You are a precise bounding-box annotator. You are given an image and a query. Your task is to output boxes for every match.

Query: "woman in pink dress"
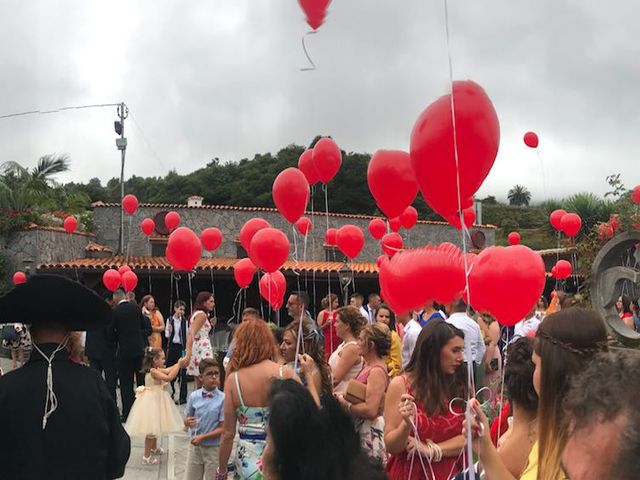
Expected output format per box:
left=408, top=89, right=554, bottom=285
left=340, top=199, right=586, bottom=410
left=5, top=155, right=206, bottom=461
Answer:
left=317, top=293, right=341, bottom=359
left=185, top=292, right=215, bottom=389
left=385, top=320, right=467, bottom=480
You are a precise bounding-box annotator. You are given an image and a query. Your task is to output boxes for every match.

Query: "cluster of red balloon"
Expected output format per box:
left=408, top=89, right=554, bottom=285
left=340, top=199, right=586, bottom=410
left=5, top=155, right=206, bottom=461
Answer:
left=551, top=259, right=572, bottom=280
left=549, top=209, right=582, bottom=237
left=297, top=137, right=342, bottom=186
left=446, top=207, right=476, bottom=230
left=102, top=265, right=138, bottom=292
left=298, top=0, right=331, bottom=30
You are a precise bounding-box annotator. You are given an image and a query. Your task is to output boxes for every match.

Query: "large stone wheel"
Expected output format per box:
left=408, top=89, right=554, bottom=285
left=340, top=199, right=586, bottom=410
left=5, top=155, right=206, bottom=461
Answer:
left=591, top=231, right=640, bottom=346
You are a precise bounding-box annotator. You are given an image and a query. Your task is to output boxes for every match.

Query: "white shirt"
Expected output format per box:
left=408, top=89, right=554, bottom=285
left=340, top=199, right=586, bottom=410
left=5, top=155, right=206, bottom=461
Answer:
left=364, top=304, right=377, bottom=323
left=446, top=312, right=486, bottom=365
left=513, top=316, right=541, bottom=341
left=358, top=306, right=369, bottom=322
left=165, top=315, right=183, bottom=344
left=401, top=320, right=422, bottom=369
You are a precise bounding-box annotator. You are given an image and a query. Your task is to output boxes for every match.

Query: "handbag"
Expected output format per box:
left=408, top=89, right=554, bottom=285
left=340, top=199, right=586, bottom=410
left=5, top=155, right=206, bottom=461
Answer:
left=344, top=379, right=366, bottom=404
left=2, top=325, right=19, bottom=343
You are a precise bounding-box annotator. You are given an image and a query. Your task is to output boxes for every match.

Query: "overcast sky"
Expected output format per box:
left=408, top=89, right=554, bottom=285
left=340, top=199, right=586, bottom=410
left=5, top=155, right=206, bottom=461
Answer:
left=1, top=0, right=638, bottom=203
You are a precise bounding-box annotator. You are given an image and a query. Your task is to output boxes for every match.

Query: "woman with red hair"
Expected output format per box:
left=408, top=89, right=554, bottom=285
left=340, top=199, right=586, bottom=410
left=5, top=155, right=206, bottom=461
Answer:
left=217, top=319, right=298, bottom=479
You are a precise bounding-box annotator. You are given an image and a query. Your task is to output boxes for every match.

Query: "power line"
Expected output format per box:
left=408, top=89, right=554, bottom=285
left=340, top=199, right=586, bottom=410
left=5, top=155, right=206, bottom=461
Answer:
left=128, top=110, right=170, bottom=172
left=0, top=102, right=121, bottom=120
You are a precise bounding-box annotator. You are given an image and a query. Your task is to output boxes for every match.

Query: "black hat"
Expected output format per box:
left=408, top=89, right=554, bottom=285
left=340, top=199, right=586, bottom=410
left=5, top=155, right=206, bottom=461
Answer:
left=0, top=274, right=111, bottom=331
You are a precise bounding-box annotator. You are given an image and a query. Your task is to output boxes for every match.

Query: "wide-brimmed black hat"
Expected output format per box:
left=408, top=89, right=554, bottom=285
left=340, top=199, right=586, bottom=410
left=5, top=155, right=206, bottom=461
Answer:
left=0, top=274, right=111, bottom=331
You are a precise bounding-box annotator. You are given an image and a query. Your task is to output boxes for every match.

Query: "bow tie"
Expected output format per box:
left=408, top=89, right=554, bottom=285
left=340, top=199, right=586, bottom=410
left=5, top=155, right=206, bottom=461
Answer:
left=202, top=391, right=214, bottom=398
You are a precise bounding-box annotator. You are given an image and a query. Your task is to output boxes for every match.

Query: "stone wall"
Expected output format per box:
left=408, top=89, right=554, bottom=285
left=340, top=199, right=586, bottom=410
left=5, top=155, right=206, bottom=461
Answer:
left=94, top=205, right=496, bottom=263
left=1, top=228, right=93, bottom=279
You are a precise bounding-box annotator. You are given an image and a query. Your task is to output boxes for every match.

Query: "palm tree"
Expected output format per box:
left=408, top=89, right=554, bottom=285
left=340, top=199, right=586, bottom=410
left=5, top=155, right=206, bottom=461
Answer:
left=562, top=192, right=614, bottom=234
left=0, top=154, right=71, bottom=211
left=507, top=185, right=532, bottom=206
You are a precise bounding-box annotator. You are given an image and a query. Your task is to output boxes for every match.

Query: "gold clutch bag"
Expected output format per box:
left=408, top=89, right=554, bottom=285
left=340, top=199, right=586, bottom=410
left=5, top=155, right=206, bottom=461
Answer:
left=344, top=379, right=366, bottom=404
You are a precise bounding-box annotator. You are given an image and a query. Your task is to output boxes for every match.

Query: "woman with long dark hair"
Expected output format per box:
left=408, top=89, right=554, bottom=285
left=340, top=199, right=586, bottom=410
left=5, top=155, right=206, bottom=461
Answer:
left=616, top=294, right=634, bottom=330
left=384, top=320, right=467, bottom=479
left=185, top=292, right=215, bottom=388
left=374, top=305, right=402, bottom=378
left=467, top=307, right=608, bottom=479
left=317, top=293, right=341, bottom=359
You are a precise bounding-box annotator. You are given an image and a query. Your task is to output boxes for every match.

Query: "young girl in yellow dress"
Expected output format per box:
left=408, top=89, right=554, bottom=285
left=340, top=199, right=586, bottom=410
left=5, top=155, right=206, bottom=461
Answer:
left=125, top=347, right=186, bottom=464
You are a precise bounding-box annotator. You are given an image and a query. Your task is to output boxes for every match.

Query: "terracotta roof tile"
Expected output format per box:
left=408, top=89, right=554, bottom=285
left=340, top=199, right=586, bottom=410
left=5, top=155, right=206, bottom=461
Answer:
left=24, top=224, right=96, bottom=238
left=90, top=201, right=497, bottom=229
left=37, top=255, right=379, bottom=275
left=85, top=242, right=113, bottom=253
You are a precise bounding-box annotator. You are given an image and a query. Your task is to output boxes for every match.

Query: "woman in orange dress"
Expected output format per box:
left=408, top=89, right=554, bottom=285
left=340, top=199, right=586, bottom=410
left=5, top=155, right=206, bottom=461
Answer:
left=140, top=295, right=165, bottom=350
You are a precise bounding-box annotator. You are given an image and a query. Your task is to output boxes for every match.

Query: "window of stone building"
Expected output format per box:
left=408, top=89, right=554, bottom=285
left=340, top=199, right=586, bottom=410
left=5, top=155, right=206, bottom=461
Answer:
left=324, top=246, right=341, bottom=262
left=236, top=242, right=248, bottom=259
left=151, top=240, right=168, bottom=257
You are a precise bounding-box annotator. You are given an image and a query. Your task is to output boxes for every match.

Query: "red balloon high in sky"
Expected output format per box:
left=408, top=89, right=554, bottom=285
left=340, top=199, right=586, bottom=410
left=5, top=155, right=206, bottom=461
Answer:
left=298, top=0, right=331, bottom=30
left=523, top=131, right=539, bottom=149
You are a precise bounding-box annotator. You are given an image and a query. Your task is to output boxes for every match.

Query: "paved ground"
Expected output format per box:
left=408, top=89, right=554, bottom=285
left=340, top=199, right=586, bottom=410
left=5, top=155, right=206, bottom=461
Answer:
left=0, top=356, right=223, bottom=480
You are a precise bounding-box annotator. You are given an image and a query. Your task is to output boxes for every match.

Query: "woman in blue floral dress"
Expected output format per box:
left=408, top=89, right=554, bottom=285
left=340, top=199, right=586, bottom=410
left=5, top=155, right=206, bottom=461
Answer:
left=217, top=319, right=296, bottom=479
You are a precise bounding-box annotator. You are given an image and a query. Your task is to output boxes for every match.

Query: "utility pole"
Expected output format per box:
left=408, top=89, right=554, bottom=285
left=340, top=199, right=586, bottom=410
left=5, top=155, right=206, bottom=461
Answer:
left=115, top=102, right=129, bottom=255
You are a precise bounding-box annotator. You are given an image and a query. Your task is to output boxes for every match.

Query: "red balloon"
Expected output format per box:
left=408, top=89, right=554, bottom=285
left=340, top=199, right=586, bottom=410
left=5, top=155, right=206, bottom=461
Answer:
left=63, top=216, right=78, bottom=234
left=298, top=0, right=331, bottom=30
left=410, top=80, right=500, bottom=218
left=508, top=232, right=521, bottom=245
left=312, top=137, right=342, bottom=183
left=379, top=244, right=466, bottom=313
left=118, top=265, right=131, bottom=275
left=122, top=194, right=139, bottom=215
left=523, top=131, right=539, bottom=148
left=468, top=245, right=545, bottom=327
left=165, top=211, right=181, bottom=231
left=273, top=168, right=310, bottom=224
left=325, top=228, right=337, bottom=246
left=12, top=272, right=27, bottom=285
left=551, top=266, right=558, bottom=277
left=447, top=205, right=475, bottom=230
left=336, top=225, right=365, bottom=259
left=249, top=228, right=290, bottom=273
left=240, top=218, right=271, bottom=252
left=166, top=227, right=202, bottom=271
left=367, top=150, right=419, bottom=219
left=561, top=213, right=582, bottom=238
left=201, top=227, right=223, bottom=252
left=259, top=271, right=286, bottom=309
left=400, top=206, right=418, bottom=230
left=296, top=217, right=312, bottom=236
left=549, top=209, right=567, bottom=231
left=388, top=217, right=401, bottom=232
left=632, top=185, right=640, bottom=204
left=368, top=218, right=386, bottom=240
left=121, top=271, right=138, bottom=292
left=554, top=260, right=572, bottom=280
left=298, top=149, right=320, bottom=186
left=381, top=232, right=403, bottom=257
left=141, top=218, right=155, bottom=236
left=102, top=269, right=122, bottom=292
left=234, top=258, right=258, bottom=289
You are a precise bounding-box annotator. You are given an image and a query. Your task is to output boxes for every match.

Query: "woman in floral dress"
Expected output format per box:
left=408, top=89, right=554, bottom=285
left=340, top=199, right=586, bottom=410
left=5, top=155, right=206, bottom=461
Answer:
left=185, top=292, right=215, bottom=388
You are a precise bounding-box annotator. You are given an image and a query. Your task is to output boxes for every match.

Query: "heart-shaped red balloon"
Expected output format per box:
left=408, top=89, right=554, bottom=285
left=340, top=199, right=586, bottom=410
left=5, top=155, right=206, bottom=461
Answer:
left=272, top=167, right=310, bottom=224
left=367, top=150, right=418, bottom=219
left=312, top=137, right=342, bottom=183
left=368, top=219, right=386, bottom=240
left=381, top=232, right=403, bottom=257
left=234, top=258, right=258, bottom=289
left=336, top=225, right=365, bottom=259
left=249, top=228, right=290, bottom=273
left=468, top=245, right=545, bottom=326
left=410, top=80, right=500, bottom=218
left=166, top=227, right=202, bottom=271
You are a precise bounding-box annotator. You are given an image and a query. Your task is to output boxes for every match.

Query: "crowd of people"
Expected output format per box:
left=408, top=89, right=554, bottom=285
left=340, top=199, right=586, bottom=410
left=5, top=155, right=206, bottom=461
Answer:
left=0, top=274, right=639, bottom=479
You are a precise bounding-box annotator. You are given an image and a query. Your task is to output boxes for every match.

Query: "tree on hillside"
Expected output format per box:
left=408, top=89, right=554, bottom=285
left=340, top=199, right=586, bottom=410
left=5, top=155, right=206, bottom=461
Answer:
left=562, top=192, right=613, bottom=234
left=507, top=185, right=532, bottom=206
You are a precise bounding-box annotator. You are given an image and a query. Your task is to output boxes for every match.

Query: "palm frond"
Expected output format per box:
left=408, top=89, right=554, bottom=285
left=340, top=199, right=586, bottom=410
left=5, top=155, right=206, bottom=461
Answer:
left=32, top=154, right=70, bottom=182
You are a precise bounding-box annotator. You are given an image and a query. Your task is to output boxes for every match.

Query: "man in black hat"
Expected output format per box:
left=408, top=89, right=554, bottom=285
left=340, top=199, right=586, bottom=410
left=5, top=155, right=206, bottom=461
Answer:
left=110, top=288, right=151, bottom=421
left=0, top=274, right=130, bottom=479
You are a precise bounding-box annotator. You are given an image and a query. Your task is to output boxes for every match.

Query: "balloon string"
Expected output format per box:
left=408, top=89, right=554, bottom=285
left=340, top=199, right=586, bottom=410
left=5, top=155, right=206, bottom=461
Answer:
left=125, top=215, right=132, bottom=264
left=536, top=148, right=548, bottom=200
left=444, top=0, right=475, bottom=476
left=210, top=268, right=218, bottom=321
left=231, top=288, right=243, bottom=325
left=300, top=31, right=318, bottom=71
left=188, top=272, right=194, bottom=316
left=148, top=269, right=152, bottom=294
left=323, top=183, right=334, bottom=311
left=309, top=185, right=317, bottom=319
left=169, top=271, right=174, bottom=317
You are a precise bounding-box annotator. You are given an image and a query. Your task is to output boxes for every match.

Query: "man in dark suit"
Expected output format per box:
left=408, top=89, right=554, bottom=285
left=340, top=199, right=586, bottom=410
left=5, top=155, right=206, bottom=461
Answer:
left=85, top=301, right=118, bottom=402
left=0, top=274, right=130, bottom=479
left=164, top=299, right=189, bottom=404
left=110, top=288, right=151, bottom=421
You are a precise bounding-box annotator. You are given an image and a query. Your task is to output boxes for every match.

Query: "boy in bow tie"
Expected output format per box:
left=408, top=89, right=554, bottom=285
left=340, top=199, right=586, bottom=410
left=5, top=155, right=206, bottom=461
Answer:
left=184, top=358, right=225, bottom=479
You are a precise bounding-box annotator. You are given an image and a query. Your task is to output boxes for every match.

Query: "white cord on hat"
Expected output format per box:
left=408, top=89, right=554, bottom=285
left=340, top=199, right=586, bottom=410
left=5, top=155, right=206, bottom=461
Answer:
left=33, top=337, right=69, bottom=430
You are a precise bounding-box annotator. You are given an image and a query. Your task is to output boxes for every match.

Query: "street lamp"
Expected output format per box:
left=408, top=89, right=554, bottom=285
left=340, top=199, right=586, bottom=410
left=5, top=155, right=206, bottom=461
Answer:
left=338, top=262, right=352, bottom=306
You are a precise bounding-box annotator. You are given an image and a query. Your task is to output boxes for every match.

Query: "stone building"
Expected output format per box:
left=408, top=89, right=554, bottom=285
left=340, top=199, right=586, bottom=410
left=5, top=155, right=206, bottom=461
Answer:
left=31, top=200, right=497, bottom=321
